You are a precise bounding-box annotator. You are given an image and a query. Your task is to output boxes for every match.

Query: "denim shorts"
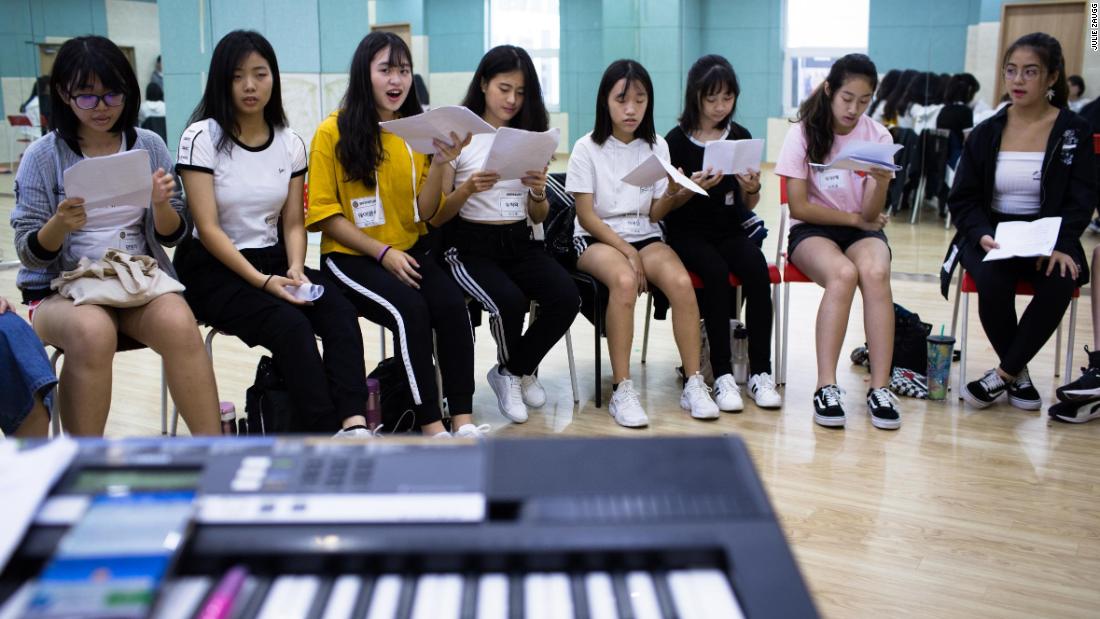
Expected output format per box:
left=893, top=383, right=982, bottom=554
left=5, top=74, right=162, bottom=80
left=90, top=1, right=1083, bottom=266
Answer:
left=0, top=311, right=56, bottom=435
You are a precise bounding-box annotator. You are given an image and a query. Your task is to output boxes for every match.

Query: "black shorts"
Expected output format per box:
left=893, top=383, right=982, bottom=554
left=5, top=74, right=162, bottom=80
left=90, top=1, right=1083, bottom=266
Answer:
left=787, top=223, right=890, bottom=259
left=573, top=234, right=662, bottom=257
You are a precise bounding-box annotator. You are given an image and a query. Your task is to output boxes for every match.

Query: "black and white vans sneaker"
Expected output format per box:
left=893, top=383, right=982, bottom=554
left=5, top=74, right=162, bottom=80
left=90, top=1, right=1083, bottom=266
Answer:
left=866, top=387, right=901, bottom=430
left=963, top=368, right=1008, bottom=409
left=1048, top=400, right=1100, bottom=424
left=1055, top=347, right=1100, bottom=403
left=1006, top=368, right=1042, bottom=411
left=813, top=385, right=846, bottom=427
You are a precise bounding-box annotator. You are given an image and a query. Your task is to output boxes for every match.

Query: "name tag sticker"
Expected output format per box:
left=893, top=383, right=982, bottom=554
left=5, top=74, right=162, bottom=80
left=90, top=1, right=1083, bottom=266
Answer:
left=351, top=195, right=385, bottom=228
left=819, top=169, right=849, bottom=191
left=499, top=190, right=525, bottom=219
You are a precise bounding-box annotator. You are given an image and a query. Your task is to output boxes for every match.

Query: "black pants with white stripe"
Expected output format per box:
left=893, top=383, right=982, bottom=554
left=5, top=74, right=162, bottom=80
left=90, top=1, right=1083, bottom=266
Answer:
left=323, top=239, right=474, bottom=424
left=444, top=220, right=579, bottom=377
left=174, top=240, right=366, bottom=433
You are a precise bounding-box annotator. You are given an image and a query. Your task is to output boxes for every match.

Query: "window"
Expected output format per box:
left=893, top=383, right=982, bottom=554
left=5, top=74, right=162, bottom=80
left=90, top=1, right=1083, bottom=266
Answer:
left=487, top=0, right=560, bottom=111
left=783, top=0, right=869, bottom=112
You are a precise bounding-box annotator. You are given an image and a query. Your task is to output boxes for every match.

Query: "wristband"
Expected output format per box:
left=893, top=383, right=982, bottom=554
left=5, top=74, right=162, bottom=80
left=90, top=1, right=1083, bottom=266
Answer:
left=261, top=274, right=274, bottom=291
left=376, top=245, right=392, bottom=262
left=528, top=189, right=547, bottom=202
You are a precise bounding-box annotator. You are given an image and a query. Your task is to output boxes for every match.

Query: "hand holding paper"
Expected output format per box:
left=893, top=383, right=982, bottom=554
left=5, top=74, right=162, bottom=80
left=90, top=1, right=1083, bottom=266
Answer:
left=808, top=140, right=903, bottom=172
left=701, top=139, right=764, bottom=175
left=982, top=217, right=1062, bottom=262
left=483, top=127, right=560, bottom=181
left=379, top=106, right=495, bottom=154
left=621, top=154, right=708, bottom=196
left=62, top=149, right=153, bottom=210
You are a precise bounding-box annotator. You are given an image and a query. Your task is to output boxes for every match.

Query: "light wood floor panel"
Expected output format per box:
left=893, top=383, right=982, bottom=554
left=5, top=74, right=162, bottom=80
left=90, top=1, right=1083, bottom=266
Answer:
left=2, top=168, right=1099, bottom=618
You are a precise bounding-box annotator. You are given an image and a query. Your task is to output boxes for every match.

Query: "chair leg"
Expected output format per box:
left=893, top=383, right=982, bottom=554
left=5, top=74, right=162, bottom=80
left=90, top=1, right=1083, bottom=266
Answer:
left=641, top=293, right=653, bottom=364
left=379, top=325, right=387, bottom=360
left=958, top=292, right=969, bottom=400
left=432, top=332, right=445, bottom=416
left=780, top=282, right=791, bottom=385
left=949, top=271, right=962, bottom=339
left=910, top=174, right=927, bottom=224
left=565, top=328, right=579, bottom=404
left=732, top=286, right=741, bottom=321
left=1063, top=298, right=1078, bottom=386
left=49, top=349, right=62, bottom=437
left=1055, top=322, right=1063, bottom=378
left=160, top=360, right=169, bottom=435
left=594, top=291, right=603, bottom=408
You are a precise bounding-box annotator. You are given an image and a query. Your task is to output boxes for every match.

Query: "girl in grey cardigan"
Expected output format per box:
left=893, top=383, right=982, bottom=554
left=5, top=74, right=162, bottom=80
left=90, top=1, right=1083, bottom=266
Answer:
left=9, top=36, right=219, bottom=437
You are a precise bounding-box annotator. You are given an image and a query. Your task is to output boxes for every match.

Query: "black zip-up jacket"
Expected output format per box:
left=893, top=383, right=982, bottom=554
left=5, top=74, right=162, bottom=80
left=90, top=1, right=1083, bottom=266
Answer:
left=940, top=105, right=1096, bottom=297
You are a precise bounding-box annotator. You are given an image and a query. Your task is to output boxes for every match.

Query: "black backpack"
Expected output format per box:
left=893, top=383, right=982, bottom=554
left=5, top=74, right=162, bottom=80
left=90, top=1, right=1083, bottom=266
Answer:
left=543, top=173, right=577, bottom=268
left=367, top=357, right=419, bottom=433
left=891, top=303, right=932, bottom=373
left=244, top=356, right=293, bottom=435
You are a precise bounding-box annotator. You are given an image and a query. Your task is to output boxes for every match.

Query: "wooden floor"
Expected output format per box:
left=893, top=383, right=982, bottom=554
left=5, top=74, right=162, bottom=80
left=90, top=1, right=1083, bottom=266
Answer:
left=2, top=167, right=1098, bottom=618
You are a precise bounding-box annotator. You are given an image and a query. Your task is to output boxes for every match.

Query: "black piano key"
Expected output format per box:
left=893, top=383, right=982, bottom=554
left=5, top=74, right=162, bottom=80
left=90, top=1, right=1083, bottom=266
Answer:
left=507, top=573, right=524, bottom=619
left=460, top=573, right=478, bottom=619
left=394, top=574, right=418, bottom=619
left=611, top=573, right=636, bottom=619
left=570, top=572, right=591, bottom=619
left=651, top=572, right=680, bottom=619
left=350, top=574, right=375, bottom=619
left=235, top=576, right=273, bottom=619
left=304, top=577, right=334, bottom=619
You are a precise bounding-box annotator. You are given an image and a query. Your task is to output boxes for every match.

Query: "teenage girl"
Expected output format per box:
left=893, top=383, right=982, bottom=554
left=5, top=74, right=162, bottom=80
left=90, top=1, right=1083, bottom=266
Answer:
left=10, top=35, right=219, bottom=436
left=431, top=45, right=580, bottom=423
left=307, top=32, right=484, bottom=438
left=774, top=53, right=901, bottom=430
left=567, top=59, right=720, bottom=428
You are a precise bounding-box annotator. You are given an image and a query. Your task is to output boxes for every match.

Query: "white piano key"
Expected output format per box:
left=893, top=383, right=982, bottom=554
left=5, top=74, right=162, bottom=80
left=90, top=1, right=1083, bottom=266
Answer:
left=256, top=575, right=321, bottom=619
left=525, top=573, right=573, bottom=619
left=584, top=572, right=619, bottom=619
left=410, top=573, right=463, bottom=619
left=365, top=574, right=403, bottom=619
left=476, top=573, right=508, bottom=619
left=625, top=572, right=662, bottom=619
left=149, top=576, right=212, bottom=619
left=320, top=575, right=361, bottom=619
left=667, top=569, right=744, bottom=619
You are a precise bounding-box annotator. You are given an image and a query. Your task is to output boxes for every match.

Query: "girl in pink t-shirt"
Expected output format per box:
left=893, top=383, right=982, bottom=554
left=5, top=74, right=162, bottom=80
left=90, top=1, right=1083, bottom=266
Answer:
left=774, top=53, right=900, bottom=431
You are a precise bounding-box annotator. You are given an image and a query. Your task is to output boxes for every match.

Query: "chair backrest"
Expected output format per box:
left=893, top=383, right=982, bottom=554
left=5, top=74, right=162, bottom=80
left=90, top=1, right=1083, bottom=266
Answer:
left=7, top=114, right=32, bottom=127
left=1093, top=133, right=1100, bottom=155
left=776, top=176, right=790, bottom=266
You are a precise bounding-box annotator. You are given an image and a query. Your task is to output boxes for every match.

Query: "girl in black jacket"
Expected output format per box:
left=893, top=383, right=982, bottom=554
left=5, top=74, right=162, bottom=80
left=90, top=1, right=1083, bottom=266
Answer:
left=945, top=32, right=1095, bottom=411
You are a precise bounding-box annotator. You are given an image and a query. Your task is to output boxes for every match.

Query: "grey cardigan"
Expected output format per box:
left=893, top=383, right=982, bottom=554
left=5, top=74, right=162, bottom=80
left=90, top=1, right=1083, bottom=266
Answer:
left=10, top=128, right=190, bottom=298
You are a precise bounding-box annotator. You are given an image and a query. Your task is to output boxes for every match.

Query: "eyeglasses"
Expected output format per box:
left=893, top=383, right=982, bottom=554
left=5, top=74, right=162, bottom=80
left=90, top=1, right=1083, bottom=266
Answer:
left=71, top=92, right=125, bottom=110
left=1003, top=66, right=1042, bottom=82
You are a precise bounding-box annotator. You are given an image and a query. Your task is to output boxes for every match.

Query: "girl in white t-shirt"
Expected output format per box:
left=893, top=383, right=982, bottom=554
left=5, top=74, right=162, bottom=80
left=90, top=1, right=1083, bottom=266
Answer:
left=431, top=45, right=579, bottom=424
left=567, top=59, right=720, bottom=427
left=774, top=53, right=900, bottom=431
left=174, top=30, right=372, bottom=436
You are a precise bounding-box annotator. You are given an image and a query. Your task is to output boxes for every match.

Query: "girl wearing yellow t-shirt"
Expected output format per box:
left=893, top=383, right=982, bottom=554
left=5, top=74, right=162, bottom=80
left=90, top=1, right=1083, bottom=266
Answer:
left=306, top=32, right=482, bottom=438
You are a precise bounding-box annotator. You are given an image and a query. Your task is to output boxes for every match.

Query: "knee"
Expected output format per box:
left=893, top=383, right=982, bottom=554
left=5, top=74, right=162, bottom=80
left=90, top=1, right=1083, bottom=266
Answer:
left=61, top=315, right=117, bottom=361
left=827, top=264, right=859, bottom=290
left=609, top=272, right=638, bottom=300
left=669, top=271, right=695, bottom=297
left=859, top=262, right=891, bottom=287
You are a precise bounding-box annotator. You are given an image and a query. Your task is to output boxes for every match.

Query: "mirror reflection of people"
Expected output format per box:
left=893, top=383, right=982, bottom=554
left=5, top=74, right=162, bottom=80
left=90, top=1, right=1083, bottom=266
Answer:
left=1067, top=74, right=1089, bottom=112
left=138, top=82, right=166, bottom=142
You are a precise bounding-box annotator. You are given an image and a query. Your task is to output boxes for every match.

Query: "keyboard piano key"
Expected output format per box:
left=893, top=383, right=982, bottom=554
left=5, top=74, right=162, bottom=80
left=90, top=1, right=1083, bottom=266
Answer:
left=666, top=569, right=744, bottom=619
left=476, top=573, right=508, bottom=619
left=150, top=577, right=211, bottom=619
left=524, top=573, right=573, bottom=619
left=410, top=573, right=463, bottom=619
left=624, top=572, right=663, bottom=619
left=255, top=575, right=321, bottom=619
left=366, top=575, right=403, bottom=619
left=584, top=572, right=619, bottom=619
left=320, top=576, right=361, bottom=619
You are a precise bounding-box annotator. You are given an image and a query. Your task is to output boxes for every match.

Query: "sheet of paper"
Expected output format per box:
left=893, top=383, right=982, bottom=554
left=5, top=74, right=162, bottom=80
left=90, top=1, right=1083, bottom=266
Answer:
left=482, top=127, right=560, bottom=181
left=701, top=138, right=764, bottom=175
left=621, top=154, right=708, bottom=196
left=983, top=217, right=1062, bottom=262
left=808, top=140, right=903, bottom=172
left=62, top=149, right=152, bottom=210
left=284, top=283, right=324, bottom=302
left=0, top=438, right=79, bottom=572
left=379, top=105, right=496, bottom=154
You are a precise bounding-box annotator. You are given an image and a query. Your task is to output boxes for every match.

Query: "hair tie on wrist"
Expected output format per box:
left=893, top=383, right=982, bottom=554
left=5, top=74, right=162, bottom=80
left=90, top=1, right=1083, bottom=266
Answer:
left=262, top=274, right=274, bottom=290
left=376, top=245, right=392, bottom=262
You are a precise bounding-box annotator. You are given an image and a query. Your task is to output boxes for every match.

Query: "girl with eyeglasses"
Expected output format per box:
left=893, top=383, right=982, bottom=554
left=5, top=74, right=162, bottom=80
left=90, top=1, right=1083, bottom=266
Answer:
left=9, top=35, right=220, bottom=436
left=945, top=32, right=1095, bottom=412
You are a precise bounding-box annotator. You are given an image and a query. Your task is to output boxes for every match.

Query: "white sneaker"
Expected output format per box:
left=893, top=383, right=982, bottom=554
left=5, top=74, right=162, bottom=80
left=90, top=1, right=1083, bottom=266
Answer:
left=432, top=430, right=453, bottom=439
left=713, top=374, right=744, bottom=412
left=747, top=373, right=782, bottom=409
left=609, top=379, right=649, bottom=427
left=487, top=364, right=529, bottom=423
left=453, top=423, right=493, bottom=439
left=333, top=425, right=377, bottom=439
left=520, top=374, right=547, bottom=407
left=681, top=373, right=720, bottom=420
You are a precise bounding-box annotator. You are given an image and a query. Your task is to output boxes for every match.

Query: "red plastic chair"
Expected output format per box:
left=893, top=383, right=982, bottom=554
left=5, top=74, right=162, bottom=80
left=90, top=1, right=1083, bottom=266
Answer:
left=775, top=177, right=814, bottom=385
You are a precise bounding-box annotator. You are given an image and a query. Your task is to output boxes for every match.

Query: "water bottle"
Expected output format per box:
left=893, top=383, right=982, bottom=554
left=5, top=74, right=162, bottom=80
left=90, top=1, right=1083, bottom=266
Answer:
left=732, top=326, right=749, bottom=384
left=219, top=401, right=236, bottom=436
left=366, top=379, right=381, bottom=432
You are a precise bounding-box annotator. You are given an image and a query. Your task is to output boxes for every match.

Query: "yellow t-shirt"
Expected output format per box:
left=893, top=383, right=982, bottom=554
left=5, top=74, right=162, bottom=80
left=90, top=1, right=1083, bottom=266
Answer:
left=306, top=112, right=437, bottom=253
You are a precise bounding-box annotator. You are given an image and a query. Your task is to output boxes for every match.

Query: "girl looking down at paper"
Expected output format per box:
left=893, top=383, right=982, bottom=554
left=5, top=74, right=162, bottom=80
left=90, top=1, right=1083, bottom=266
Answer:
left=944, top=32, right=1095, bottom=411
left=174, top=30, right=371, bottom=437
left=656, top=54, right=781, bottom=413
left=774, top=53, right=901, bottom=431
left=9, top=36, right=220, bottom=437
left=307, top=32, right=485, bottom=439
left=567, top=59, right=720, bottom=427
left=429, top=45, right=579, bottom=424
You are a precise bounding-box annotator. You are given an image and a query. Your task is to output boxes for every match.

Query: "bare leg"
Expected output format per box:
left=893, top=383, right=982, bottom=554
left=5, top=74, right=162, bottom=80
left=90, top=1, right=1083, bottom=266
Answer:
left=32, top=295, right=118, bottom=436
left=117, top=294, right=220, bottom=435
left=846, top=237, right=895, bottom=389
left=13, top=396, right=50, bottom=438
left=638, top=242, right=702, bottom=376
left=790, top=237, right=859, bottom=389
left=577, top=243, right=639, bottom=383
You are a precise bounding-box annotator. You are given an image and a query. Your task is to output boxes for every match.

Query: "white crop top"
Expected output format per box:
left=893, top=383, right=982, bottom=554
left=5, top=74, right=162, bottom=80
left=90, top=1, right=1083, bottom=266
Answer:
left=452, top=133, right=530, bottom=223
left=992, top=151, right=1042, bottom=216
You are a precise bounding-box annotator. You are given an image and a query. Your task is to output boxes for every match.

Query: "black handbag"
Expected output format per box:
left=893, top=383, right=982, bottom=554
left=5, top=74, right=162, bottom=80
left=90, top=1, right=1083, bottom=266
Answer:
left=243, top=356, right=294, bottom=435
left=367, top=357, right=419, bottom=433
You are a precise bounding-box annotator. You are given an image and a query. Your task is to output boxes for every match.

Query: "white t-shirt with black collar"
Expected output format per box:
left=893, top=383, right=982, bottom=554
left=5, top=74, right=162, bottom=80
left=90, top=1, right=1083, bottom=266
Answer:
left=177, top=118, right=307, bottom=249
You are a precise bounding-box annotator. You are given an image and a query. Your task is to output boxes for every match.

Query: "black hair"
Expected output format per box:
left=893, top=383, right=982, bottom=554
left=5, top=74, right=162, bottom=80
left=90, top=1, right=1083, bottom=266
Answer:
left=1068, top=74, right=1085, bottom=96
left=145, top=82, right=163, bottom=102
left=678, top=54, right=740, bottom=133
left=337, top=32, right=422, bottom=187
left=943, top=74, right=972, bottom=104
left=794, top=53, right=878, bottom=165
left=592, top=59, right=655, bottom=146
left=867, top=69, right=900, bottom=118
left=1004, top=32, right=1069, bottom=108
left=461, top=45, right=548, bottom=131
left=959, top=72, right=980, bottom=102
left=189, top=30, right=286, bottom=153
left=882, top=69, right=917, bottom=121
left=48, top=35, right=140, bottom=152
left=895, top=72, right=933, bottom=116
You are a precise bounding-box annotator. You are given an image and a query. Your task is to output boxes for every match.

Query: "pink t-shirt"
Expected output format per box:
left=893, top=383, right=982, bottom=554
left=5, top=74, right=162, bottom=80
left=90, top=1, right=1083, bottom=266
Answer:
left=774, top=115, right=892, bottom=225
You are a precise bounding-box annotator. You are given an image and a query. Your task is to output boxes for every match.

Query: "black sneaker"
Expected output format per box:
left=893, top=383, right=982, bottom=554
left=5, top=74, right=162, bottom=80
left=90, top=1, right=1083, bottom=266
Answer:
left=1088, top=217, right=1100, bottom=234
left=866, top=387, right=901, bottom=430
left=1055, top=347, right=1100, bottom=402
left=963, top=368, right=1008, bottom=409
left=1006, top=368, right=1042, bottom=410
left=813, top=385, right=846, bottom=427
left=1048, top=400, right=1100, bottom=424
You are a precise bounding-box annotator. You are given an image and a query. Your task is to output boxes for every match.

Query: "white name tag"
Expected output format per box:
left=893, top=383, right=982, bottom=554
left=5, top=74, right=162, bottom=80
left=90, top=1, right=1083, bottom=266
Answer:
left=725, top=191, right=735, bottom=206
left=499, top=190, right=526, bottom=219
left=113, top=228, right=145, bottom=254
left=351, top=195, right=385, bottom=228
left=819, top=169, right=849, bottom=191
left=625, top=217, right=645, bottom=234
